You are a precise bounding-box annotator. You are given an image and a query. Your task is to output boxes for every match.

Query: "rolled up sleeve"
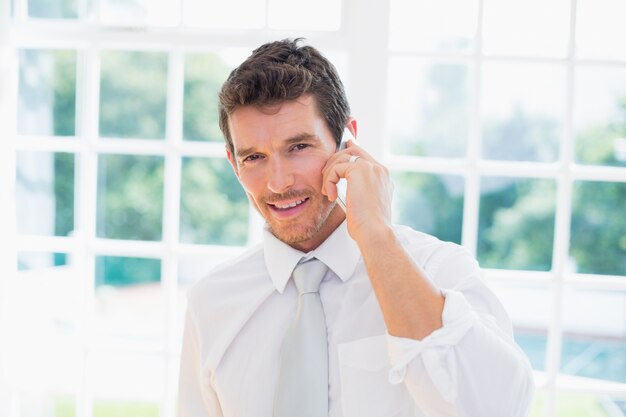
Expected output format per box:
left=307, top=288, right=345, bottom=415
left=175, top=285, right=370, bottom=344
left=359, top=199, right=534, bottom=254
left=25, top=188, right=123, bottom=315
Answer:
left=385, top=242, right=535, bottom=417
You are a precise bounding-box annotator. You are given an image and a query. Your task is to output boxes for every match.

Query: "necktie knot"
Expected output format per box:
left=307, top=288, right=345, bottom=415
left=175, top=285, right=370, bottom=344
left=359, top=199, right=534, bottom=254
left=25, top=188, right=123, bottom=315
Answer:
left=293, top=259, right=328, bottom=295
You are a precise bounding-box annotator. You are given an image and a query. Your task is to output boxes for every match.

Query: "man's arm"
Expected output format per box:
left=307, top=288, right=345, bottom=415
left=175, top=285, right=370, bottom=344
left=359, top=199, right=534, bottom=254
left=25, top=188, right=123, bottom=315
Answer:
left=322, top=138, right=534, bottom=417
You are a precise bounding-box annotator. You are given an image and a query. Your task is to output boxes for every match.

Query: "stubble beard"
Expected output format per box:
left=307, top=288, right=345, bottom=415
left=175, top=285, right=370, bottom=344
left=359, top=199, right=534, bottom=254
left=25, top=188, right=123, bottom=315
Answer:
left=265, top=194, right=336, bottom=247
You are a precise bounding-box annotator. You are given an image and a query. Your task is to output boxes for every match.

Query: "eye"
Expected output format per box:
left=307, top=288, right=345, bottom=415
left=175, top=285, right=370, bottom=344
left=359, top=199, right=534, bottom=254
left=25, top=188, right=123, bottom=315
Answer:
left=292, top=143, right=310, bottom=152
left=242, top=154, right=263, bottom=163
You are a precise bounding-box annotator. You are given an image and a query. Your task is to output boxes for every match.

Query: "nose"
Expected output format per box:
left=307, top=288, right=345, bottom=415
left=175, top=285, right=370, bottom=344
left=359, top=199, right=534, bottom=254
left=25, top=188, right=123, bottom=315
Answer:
left=266, top=157, right=295, bottom=194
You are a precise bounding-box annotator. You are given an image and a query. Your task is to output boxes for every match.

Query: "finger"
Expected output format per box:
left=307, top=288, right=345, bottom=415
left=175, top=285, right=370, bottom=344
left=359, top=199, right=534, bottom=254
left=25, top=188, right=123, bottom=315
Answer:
left=345, top=139, right=375, bottom=162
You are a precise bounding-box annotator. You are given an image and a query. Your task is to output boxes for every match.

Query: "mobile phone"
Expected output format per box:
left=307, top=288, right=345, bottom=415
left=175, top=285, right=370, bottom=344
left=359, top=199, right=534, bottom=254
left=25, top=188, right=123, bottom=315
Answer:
left=335, top=128, right=354, bottom=212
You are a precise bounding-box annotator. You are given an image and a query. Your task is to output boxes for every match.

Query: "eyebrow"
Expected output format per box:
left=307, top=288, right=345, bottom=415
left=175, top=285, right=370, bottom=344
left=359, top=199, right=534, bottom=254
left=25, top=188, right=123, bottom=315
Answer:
left=235, top=132, right=319, bottom=161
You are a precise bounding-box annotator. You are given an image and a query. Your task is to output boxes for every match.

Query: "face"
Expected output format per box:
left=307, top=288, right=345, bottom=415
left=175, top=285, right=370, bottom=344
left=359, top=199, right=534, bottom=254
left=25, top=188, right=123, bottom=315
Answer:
left=226, top=95, right=346, bottom=252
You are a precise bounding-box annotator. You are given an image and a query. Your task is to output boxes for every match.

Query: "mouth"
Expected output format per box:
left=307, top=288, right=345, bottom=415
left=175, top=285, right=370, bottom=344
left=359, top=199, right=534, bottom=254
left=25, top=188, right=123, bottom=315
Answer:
left=267, top=197, right=310, bottom=217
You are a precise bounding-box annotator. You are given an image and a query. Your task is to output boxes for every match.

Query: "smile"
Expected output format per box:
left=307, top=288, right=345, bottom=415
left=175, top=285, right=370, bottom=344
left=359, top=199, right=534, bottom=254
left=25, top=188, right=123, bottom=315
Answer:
left=271, top=198, right=308, bottom=210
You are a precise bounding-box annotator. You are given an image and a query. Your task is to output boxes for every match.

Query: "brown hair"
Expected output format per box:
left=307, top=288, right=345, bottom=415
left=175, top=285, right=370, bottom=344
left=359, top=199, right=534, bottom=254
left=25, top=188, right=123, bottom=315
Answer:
left=218, top=38, right=351, bottom=154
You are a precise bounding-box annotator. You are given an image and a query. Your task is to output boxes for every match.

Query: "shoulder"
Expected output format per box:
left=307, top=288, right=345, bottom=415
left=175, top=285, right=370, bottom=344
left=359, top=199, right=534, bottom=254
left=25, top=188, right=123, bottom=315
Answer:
left=392, top=224, right=468, bottom=259
left=186, top=242, right=267, bottom=308
left=392, top=224, right=479, bottom=284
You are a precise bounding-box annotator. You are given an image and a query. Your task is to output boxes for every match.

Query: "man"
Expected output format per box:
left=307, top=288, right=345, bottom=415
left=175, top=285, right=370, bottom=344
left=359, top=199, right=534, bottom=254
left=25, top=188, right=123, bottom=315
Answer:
left=178, top=38, right=534, bottom=417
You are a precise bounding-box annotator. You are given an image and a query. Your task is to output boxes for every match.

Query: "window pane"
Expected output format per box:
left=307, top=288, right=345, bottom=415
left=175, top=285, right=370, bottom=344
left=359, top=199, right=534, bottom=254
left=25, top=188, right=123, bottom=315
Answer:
left=18, top=49, right=76, bottom=136
left=18, top=391, right=77, bottom=417
left=554, top=394, right=625, bottom=417
left=574, top=66, right=626, bottom=167
left=570, top=181, right=626, bottom=276
left=28, top=0, right=81, bottom=19
left=488, top=282, right=550, bottom=371
left=16, top=152, right=75, bottom=237
left=183, top=0, right=265, bottom=29
left=478, top=177, right=556, bottom=271
left=389, top=0, right=478, bottom=52
left=268, top=0, right=340, bottom=30
left=391, top=172, right=464, bottom=244
left=97, top=154, right=163, bottom=241
left=88, top=352, right=162, bottom=416
left=183, top=52, right=236, bottom=142
left=576, top=0, right=626, bottom=61
left=95, top=256, right=163, bottom=348
left=180, top=157, right=248, bottom=245
left=8, top=265, right=82, bottom=414
left=99, top=51, right=167, bottom=139
left=482, top=0, right=570, bottom=57
left=481, top=62, right=565, bottom=162
left=561, top=288, right=626, bottom=383
left=388, top=58, right=469, bottom=158
left=101, top=0, right=179, bottom=26
left=18, top=251, right=68, bottom=270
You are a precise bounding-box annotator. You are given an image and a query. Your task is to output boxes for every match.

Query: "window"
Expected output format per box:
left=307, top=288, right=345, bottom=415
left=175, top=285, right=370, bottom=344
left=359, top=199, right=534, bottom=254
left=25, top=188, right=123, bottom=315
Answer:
left=1, top=1, right=625, bottom=416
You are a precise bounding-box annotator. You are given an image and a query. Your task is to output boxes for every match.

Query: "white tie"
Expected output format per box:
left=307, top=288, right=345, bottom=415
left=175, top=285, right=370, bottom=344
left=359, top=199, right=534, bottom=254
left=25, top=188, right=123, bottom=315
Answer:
left=274, top=258, right=329, bottom=417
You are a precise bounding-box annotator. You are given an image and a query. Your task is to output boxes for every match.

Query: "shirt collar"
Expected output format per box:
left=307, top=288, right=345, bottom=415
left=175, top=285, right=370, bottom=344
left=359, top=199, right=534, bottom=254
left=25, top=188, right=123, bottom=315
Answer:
left=263, top=220, right=361, bottom=294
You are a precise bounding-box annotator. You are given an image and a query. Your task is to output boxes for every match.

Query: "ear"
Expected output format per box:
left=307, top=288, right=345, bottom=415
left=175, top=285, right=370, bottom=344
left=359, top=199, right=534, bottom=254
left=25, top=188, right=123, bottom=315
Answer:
left=346, top=117, right=357, bottom=139
left=225, top=145, right=240, bottom=179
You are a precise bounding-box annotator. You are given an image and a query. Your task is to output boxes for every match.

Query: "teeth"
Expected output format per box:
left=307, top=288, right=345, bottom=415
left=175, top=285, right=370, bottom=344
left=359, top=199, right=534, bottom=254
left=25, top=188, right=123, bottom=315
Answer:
left=275, top=199, right=305, bottom=209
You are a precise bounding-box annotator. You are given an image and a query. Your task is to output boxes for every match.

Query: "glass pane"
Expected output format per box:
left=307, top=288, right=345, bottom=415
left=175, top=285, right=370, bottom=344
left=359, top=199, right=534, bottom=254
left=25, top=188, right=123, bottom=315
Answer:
left=570, top=181, right=626, bottom=276
left=391, top=172, right=464, bottom=244
left=482, top=0, right=570, bottom=57
left=183, top=52, right=236, bottom=142
left=561, top=288, right=626, bottom=383
left=16, top=152, right=75, bottom=236
left=388, top=58, right=469, bottom=158
left=576, top=0, right=626, bottom=61
left=478, top=177, right=556, bottom=270
left=18, top=49, right=76, bottom=136
left=97, top=154, right=163, bottom=241
left=101, top=0, right=179, bottom=26
left=481, top=62, right=565, bottom=162
left=89, top=352, right=162, bottom=416
left=574, top=66, right=626, bottom=167
left=99, top=51, right=167, bottom=139
left=183, top=0, right=265, bottom=29
left=268, top=0, right=340, bottom=30
left=8, top=264, right=82, bottom=412
left=180, top=157, right=248, bottom=245
left=94, top=256, right=163, bottom=348
left=18, top=251, right=68, bottom=271
left=554, top=394, right=626, bottom=417
left=488, top=281, right=550, bottom=371
left=28, top=0, right=80, bottom=18
left=389, top=0, right=478, bottom=52
left=18, top=391, right=77, bottom=417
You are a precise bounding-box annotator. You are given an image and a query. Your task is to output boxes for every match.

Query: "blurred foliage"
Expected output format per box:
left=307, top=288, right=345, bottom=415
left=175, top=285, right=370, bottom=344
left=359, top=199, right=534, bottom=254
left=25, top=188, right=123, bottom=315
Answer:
left=478, top=178, right=556, bottom=271
left=392, top=172, right=463, bottom=244
left=183, top=53, right=232, bottom=141
left=576, top=98, right=626, bottom=167
left=180, top=157, right=248, bottom=245
left=96, top=256, right=161, bottom=287
left=96, top=154, right=164, bottom=241
left=99, top=51, right=167, bottom=139
left=28, top=0, right=78, bottom=18
left=18, top=49, right=76, bottom=136
left=482, top=106, right=560, bottom=162
left=570, top=98, right=626, bottom=275
left=54, top=153, right=75, bottom=236
left=391, top=63, right=468, bottom=158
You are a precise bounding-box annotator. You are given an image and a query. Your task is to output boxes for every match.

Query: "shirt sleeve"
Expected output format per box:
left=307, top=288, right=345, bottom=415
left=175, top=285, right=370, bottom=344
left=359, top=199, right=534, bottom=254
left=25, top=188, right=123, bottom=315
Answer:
left=178, top=302, right=224, bottom=417
left=385, top=244, right=535, bottom=417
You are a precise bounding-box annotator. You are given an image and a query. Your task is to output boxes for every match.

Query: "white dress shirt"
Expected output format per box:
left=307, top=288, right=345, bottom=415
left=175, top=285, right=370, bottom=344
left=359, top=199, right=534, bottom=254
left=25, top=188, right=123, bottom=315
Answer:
left=178, top=221, right=534, bottom=417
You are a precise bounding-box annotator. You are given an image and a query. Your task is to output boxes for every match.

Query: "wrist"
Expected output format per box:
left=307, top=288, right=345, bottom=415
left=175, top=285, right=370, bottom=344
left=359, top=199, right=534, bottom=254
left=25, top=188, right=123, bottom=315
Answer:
left=354, top=221, right=395, bottom=251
